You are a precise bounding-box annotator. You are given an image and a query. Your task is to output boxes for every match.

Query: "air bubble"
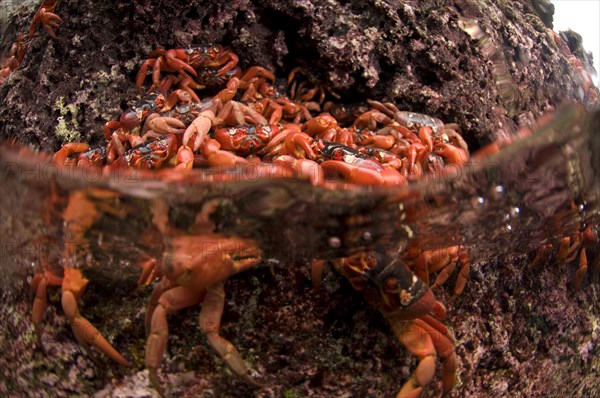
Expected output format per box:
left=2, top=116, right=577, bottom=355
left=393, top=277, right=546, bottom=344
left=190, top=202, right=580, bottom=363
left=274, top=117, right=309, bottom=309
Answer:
left=328, top=237, right=341, bottom=248
left=471, top=196, right=485, bottom=208
left=490, top=185, right=505, bottom=200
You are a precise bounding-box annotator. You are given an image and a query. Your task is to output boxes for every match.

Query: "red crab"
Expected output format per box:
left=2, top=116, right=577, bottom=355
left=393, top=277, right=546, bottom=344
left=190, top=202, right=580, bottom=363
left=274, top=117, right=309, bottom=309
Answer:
left=136, top=45, right=241, bottom=96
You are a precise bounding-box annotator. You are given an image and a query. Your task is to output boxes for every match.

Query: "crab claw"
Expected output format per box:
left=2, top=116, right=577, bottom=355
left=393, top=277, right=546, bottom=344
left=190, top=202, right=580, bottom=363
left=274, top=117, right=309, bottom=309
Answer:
left=321, top=160, right=381, bottom=185
left=147, top=116, right=186, bottom=135
left=320, top=160, right=403, bottom=186
left=390, top=314, right=456, bottom=398
left=202, top=139, right=248, bottom=168
left=174, top=146, right=194, bottom=171
left=303, top=113, right=338, bottom=136
left=433, top=143, right=468, bottom=166
left=273, top=155, right=324, bottom=185
left=183, top=110, right=215, bottom=151
left=284, top=131, right=316, bottom=159
left=53, top=143, right=90, bottom=165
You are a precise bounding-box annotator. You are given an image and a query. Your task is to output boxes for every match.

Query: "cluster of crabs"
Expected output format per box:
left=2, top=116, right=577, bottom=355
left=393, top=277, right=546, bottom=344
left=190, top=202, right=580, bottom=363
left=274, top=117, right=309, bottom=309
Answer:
left=37, top=43, right=475, bottom=398
left=54, top=44, right=469, bottom=187
left=19, top=6, right=597, bottom=398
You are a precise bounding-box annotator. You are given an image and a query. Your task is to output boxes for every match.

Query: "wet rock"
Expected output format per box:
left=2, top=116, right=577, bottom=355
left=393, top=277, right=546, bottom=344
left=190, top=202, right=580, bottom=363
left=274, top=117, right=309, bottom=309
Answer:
left=1, top=1, right=599, bottom=398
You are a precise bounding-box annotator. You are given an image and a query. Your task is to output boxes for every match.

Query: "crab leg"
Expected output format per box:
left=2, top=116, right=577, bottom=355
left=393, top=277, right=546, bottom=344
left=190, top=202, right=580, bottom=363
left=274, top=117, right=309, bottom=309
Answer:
left=310, top=259, right=326, bottom=290
left=61, top=269, right=129, bottom=366
left=138, top=257, right=159, bottom=286
left=572, top=248, right=588, bottom=289
left=420, top=315, right=457, bottom=392
left=146, top=285, right=203, bottom=393
left=453, top=249, right=471, bottom=296
left=31, top=270, right=63, bottom=346
left=144, top=277, right=177, bottom=337
left=200, top=282, right=260, bottom=385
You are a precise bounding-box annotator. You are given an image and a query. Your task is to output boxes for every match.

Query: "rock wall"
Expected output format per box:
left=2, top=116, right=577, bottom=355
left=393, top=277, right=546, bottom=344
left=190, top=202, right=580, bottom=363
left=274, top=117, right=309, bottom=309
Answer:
left=0, top=0, right=597, bottom=150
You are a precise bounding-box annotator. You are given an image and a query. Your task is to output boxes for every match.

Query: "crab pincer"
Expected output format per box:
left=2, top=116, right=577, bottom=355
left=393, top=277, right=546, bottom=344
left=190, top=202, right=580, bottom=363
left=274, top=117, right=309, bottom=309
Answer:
left=146, top=115, right=187, bottom=135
